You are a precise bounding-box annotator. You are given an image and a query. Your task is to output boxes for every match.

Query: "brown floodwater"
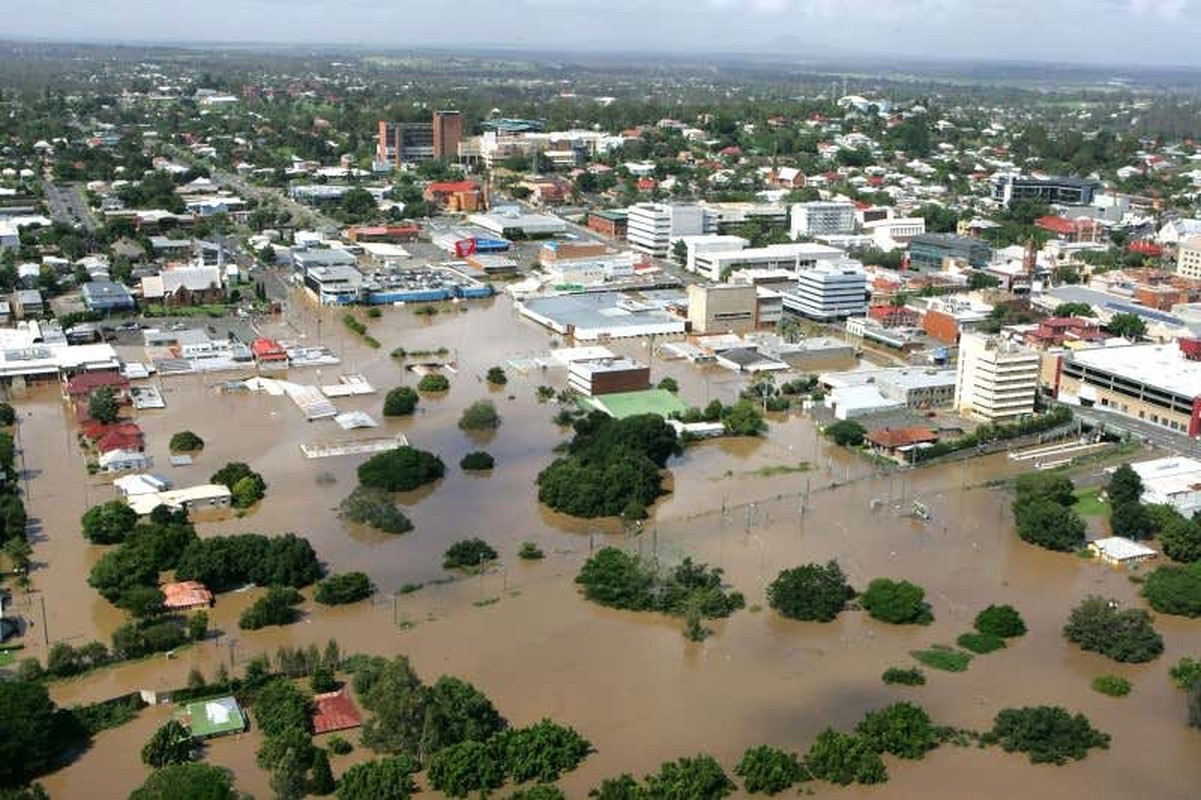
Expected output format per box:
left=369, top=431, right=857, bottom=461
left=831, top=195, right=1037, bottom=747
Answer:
left=13, top=291, right=1200, bottom=798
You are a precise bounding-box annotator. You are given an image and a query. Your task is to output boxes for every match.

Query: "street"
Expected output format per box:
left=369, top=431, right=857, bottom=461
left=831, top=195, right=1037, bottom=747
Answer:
left=42, top=178, right=97, bottom=232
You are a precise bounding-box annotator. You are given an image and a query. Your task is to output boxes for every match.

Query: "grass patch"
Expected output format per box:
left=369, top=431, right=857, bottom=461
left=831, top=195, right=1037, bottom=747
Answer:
left=0, top=651, right=13, bottom=667
left=956, top=632, right=1007, bottom=654
left=1073, top=487, right=1107, bottom=517
left=882, top=667, right=926, bottom=686
left=1091, top=675, right=1131, bottom=697
left=748, top=461, right=813, bottom=478
left=911, top=645, right=973, bottom=673
left=472, top=597, right=500, bottom=607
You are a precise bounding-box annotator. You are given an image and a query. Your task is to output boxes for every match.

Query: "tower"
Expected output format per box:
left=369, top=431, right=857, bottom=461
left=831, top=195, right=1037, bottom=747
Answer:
left=433, top=110, right=462, bottom=161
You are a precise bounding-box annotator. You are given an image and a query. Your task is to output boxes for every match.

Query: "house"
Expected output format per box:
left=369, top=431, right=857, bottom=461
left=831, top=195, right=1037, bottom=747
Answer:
left=311, top=690, right=363, bottom=735
left=127, top=483, right=232, bottom=516
left=866, top=427, right=939, bottom=463
left=63, top=372, right=130, bottom=403
left=13, top=289, right=44, bottom=319
left=81, top=280, right=136, bottom=313
left=113, top=473, right=171, bottom=498
left=1088, top=537, right=1158, bottom=567
left=141, top=266, right=224, bottom=306
left=98, top=448, right=151, bottom=473
left=94, top=426, right=145, bottom=454
left=161, top=581, right=214, bottom=611
left=251, top=337, right=288, bottom=365
left=179, top=697, right=246, bottom=740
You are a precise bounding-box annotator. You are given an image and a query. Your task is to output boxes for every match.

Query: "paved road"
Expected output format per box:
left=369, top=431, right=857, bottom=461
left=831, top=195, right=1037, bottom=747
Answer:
left=1068, top=404, right=1201, bottom=458
left=42, top=179, right=97, bottom=232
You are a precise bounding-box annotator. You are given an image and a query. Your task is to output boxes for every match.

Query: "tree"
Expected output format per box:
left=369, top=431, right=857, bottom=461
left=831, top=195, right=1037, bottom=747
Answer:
left=169, top=431, right=205, bottom=452
left=985, top=706, right=1109, bottom=765
left=129, top=763, right=237, bottom=800
left=0, top=680, right=61, bottom=788
left=1160, top=512, right=1201, bottom=563
left=1053, top=302, right=1095, bottom=318
left=427, top=740, right=504, bottom=798
left=383, top=387, right=418, bottom=417
left=486, top=366, right=508, bottom=386
left=310, top=748, right=336, bottom=795
left=859, top=578, right=933, bottom=625
left=460, top=451, right=495, bottom=471
left=1014, top=498, right=1086, bottom=551
left=335, top=756, right=418, bottom=800
left=315, top=572, right=373, bottom=605
left=1063, top=596, right=1163, bottom=662
left=1142, top=563, right=1201, bottom=617
left=519, top=541, right=544, bottom=560
left=239, top=586, right=303, bottom=630
left=360, top=657, right=426, bottom=758
left=804, top=730, right=887, bottom=786
left=421, top=676, right=505, bottom=756
left=671, top=239, right=688, bottom=266
left=188, top=611, right=209, bottom=642
left=1013, top=472, right=1077, bottom=507
left=443, top=538, right=498, bottom=570
left=1169, top=657, right=1201, bottom=690
left=720, top=400, right=766, bottom=436
left=656, top=377, right=679, bottom=393
left=311, top=666, right=338, bottom=694
left=766, top=561, right=854, bottom=622
left=1110, top=500, right=1153, bottom=540
left=339, top=487, right=413, bottom=534
left=341, top=188, right=377, bottom=220
left=459, top=400, right=501, bottom=432
left=575, top=548, right=743, bottom=619
left=141, top=720, right=195, bottom=768
left=209, top=463, right=266, bottom=508
left=968, top=271, right=1002, bottom=290
left=495, top=719, right=591, bottom=783
left=80, top=500, right=138, bottom=545
left=854, top=702, right=939, bottom=759
left=417, top=374, right=450, bottom=392
left=589, top=774, right=641, bottom=799
left=269, top=745, right=307, bottom=800
left=641, top=754, right=734, bottom=800
left=734, top=745, right=808, bottom=795
left=252, top=678, right=313, bottom=739
left=824, top=420, right=866, bottom=447
left=1104, top=312, right=1147, bottom=339
left=0, top=403, right=15, bottom=426
left=974, top=605, right=1027, bottom=638
left=357, top=447, right=445, bottom=492
left=88, top=387, right=119, bottom=424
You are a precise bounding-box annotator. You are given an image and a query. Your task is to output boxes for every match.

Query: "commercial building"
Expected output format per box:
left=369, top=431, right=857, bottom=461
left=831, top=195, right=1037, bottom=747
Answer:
left=687, top=283, right=757, bottom=334
left=1124, top=457, right=1201, bottom=517
left=1177, top=236, right=1201, bottom=280
left=821, top=366, right=957, bottom=409
left=81, top=280, right=136, bottom=313
left=566, top=358, right=651, bottom=396
left=302, top=265, right=364, bottom=306
left=908, top=233, right=992, bottom=270
left=518, top=292, right=686, bottom=341
left=377, top=120, right=434, bottom=164
left=954, top=333, right=1040, bottom=422
left=790, top=201, right=857, bottom=239
left=626, top=203, right=717, bottom=258
left=127, top=483, right=233, bottom=516
left=991, top=173, right=1101, bottom=207
left=680, top=235, right=750, bottom=275
left=432, top=110, right=463, bottom=160
left=587, top=209, right=628, bottom=239
left=863, top=216, right=926, bottom=244
left=468, top=209, right=566, bottom=239
left=1058, top=341, right=1201, bottom=435
left=778, top=261, right=868, bottom=321
left=691, top=242, right=845, bottom=282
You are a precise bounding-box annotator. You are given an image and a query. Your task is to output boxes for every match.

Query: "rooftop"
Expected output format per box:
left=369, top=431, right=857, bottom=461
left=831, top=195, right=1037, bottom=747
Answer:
left=312, top=690, right=363, bottom=734
left=580, top=389, right=689, bottom=420
left=1068, top=343, right=1201, bottom=398
left=182, top=697, right=246, bottom=739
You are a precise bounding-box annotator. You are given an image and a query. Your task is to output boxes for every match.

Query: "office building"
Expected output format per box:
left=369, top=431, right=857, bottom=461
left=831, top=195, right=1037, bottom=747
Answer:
left=991, top=173, right=1101, bottom=207
left=1177, top=236, right=1201, bottom=280
left=691, top=242, right=844, bottom=282
left=790, top=201, right=856, bottom=239
left=626, top=203, right=717, bottom=258
left=377, top=120, right=434, bottom=164
left=778, top=260, right=868, bottom=321
left=954, top=333, right=1039, bottom=422
left=567, top=358, right=651, bottom=396
left=908, top=233, right=992, bottom=270
left=863, top=216, right=926, bottom=244
left=587, top=209, right=628, bottom=239
left=687, top=283, right=757, bottom=334
left=432, top=110, right=463, bottom=160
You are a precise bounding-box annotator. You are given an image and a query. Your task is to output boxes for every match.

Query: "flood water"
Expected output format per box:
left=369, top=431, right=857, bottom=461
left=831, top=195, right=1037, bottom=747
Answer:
left=12, top=290, right=1200, bottom=798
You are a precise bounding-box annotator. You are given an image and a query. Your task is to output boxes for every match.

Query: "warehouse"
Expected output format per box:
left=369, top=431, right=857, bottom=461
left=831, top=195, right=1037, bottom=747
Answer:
left=517, top=292, right=685, bottom=341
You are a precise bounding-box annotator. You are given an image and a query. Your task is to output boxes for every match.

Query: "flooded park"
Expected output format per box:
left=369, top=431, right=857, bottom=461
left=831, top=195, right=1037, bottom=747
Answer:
left=9, top=289, right=1200, bottom=798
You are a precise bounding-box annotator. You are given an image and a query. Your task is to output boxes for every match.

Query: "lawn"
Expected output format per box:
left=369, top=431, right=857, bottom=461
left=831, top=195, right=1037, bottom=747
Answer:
left=1074, top=487, right=1108, bottom=517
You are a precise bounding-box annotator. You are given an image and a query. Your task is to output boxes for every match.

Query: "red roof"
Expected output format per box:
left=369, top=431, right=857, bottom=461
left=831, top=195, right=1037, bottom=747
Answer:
left=161, top=581, right=213, bottom=609
left=81, top=421, right=141, bottom=441
left=251, top=337, right=287, bottom=360
left=311, top=690, right=362, bottom=734
left=96, top=429, right=144, bottom=453
left=65, top=372, right=129, bottom=397
left=867, top=427, right=939, bottom=449
left=425, top=180, right=479, bottom=194
left=637, top=178, right=656, bottom=191
left=1128, top=240, right=1163, bottom=256
left=1035, top=215, right=1077, bottom=235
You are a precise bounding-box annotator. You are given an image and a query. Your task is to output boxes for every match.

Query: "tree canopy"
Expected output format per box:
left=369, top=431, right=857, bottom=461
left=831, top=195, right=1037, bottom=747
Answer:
left=575, top=548, right=744, bottom=620
left=973, top=604, right=1027, bottom=638
left=804, top=730, right=887, bottom=786
left=338, top=487, right=413, bottom=534
left=459, top=400, right=501, bottom=432
left=1012, top=473, right=1085, bottom=551
left=824, top=420, right=866, bottom=447
left=1063, top=596, right=1163, bottom=663
left=174, top=533, right=321, bottom=593
left=766, top=561, right=855, bottom=622
left=859, top=578, right=933, bottom=625
left=88, top=387, right=119, bottom=424
left=984, top=706, right=1109, bottom=765
left=141, top=720, right=196, bottom=769
left=734, top=745, right=809, bottom=795
left=81, top=501, right=138, bottom=545
left=443, top=538, right=498, bottom=570
left=383, top=387, right=419, bottom=417
left=128, top=763, right=238, bottom=800
left=1142, top=563, right=1201, bottom=617
left=357, top=447, right=445, bottom=492
left=0, top=680, right=62, bottom=788
left=315, top=572, right=373, bottom=605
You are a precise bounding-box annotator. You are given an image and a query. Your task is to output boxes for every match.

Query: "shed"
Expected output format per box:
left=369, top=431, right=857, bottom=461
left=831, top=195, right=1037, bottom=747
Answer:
left=311, top=690, right=363, bottom=734
left=1088, top=537, right=1158, bottom=566
left=179, top=697, right=246, bottom=739
left=161, top=581, right=214, bottom=610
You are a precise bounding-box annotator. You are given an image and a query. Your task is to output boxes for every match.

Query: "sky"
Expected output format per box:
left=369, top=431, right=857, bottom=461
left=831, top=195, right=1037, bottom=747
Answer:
left=7, top=0, right=1201, bottom=67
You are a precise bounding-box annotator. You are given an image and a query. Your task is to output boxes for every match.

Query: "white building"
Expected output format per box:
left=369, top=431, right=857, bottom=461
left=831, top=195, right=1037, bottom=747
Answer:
left=778, top=260, right=868, bottom=321
left=1125, top=457, right=1201, bottom=517
left=692, top=242, right=844, bottom=282
left=679, top=234, right=749, bottom=274
left=863, top=216, right=926, bottom=246
left=1088, top=537, right=1158, bottom=566
left=790, top=201, right=856, bottom=239
left=626, top=203, right=717, bottom=258
left=468, top=209, right=566, bottom=238
left=0, top=221, right=18, bottom=251
left=954, top=333, right=1040, bottom=422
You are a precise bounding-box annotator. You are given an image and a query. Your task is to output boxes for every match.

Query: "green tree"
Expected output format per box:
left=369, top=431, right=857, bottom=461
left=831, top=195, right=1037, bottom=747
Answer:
left=357, top=447, right=445, bottom=492
left=460, top=451, right=495, bottom=471
left=252, top=678, right=313, bottom=739
left=88, top=387, right=119, bottom=424
left=1170, top=657, right=1201, bottom=690
left=169, top=431, right=205, bottom=452
left=417, top=374, right=450, bottom=392
left=1160, top=512, right=1201, bottom=563
left=1142, top=563, right=1201, bottom=617
left=974, top=604, right=1027, bottom=638
left=459, top=400, right=501, bottom=432
left=239, top=586, right=303, bottom=630
left=339, top=487, right=413, bottom=534
left=0, top=680, right=61, bottom=787
left=486, top=366, right=508, bottom=386
left=671, top=239, right=688, bottom=266
left=860, top=578, right=933, bottom=625
left=1053, top=302, right=1095, bottom=318
left=1103, top=312, right=1147, bottom=339
left=383, top=387, right=419, bottom=417
left=81, top=500, right=138, bottom=545
left=310, top=748, right=336, bottom=796
left=0, top=403, right=15, bottom=426
left=1014, top=472, right=1077, bottom=507
left=1014, top=498, right=1086, bottom=551
left=360, top=657, right=427, bottom=758
left=588, top=774, right=640, bottom=799
left=1063, top=596, right=1163, bottom=662
left=495, top=719, right=592, bottom=784
left=766, top=561, right=855, bottom=622
left=341, top=188, right=378, bottom=220
left=734, top=745, right=808, bottom=795
left=335, top=756, right=417, bottom=800
left=269, top=745, right=307, bottom=800
left=804, top=730, right=887, bottom=786
left=128, top=763, right=237, bottom=800
left=443, top=538, right=498, bottom=570
left=985, top=706, right=1109, bottom=765
left=854, top=702, right=939, bottom=759
left=721, top=400, right=766, bottom=436
left=824, top=420, right=866, bottom=447
left=656, top=377, right=679, bottom=393
left=420, top=675, right=505, bottom=756
left=315, top=572, right=373, bottom=605
left=427, top=740, right=504, bottom=798
left=641, top=754, right=734, bottom=800
left=141, top=720, right=195, bottom=768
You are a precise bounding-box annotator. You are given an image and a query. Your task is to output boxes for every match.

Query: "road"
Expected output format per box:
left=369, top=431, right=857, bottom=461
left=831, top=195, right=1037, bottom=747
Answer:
left=42, top=179, right=97, bottom=232
left=1067, top=404, right=1201, bottom=458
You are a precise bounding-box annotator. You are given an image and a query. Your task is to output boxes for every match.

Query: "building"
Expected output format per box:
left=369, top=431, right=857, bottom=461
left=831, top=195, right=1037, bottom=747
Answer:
left=626, top=203, right=717, bottom=258
left=518, top=292, right=685, bottom=341
left=680, top=234, right=750, bottom=275
left=302, top=265, right=364, bottom=306
left=1058, top=341, right=1201, bottom=435
left=161, top=581, right=214, bottom=611
left=539, top=240, right=609, bottom=264
left=587, top=210, right=628, bottom=239
left=1088, top=537, right=1158, bottom=567
left=180, top=697, right=246, bottom=740
left=820, top=367, right=957, bottom=409
left=954, top=333, right=1040, bottom=422
left=0, top=221, right=18, bottom=251
left=81, top=280, right=136, bottom=313
left=377, top=120, right=434, bottom=164
left=432, top=110, right=463, bottom=160
left=691, top=242, right=845, bottom=282
left=567, top=358, right=651, bottom=396
left=1177, top=236, right=1201, bottom=280
left=422, top=181, right=483, bottom=212
left=1124, top=457, right=1201, bottom=517
left=13, top=289, right=44, bottom=319
left=98, top=448, right=151, bottom=473
left=687, top=283, right=757, bottom=334
left=468, top=209, right=566, bottom=239
left=866, top=427, right=940, bottom=463
left=920, top=297, right=993, bottom=344
left=863, top=216, right=926, bottom=245
left=790, top=201, right=857, bottom=239
left=312, top=690, right=363, bottom=735
left=141, top=266, right=224, bottom=307
left=578, top=389, right=689, bottom=420
left=1035, top=215, right=1102, bottom=244
left=991, top=173, right=1101, bottom=207
left=908, top=233, right=992, bottom=270
left=778, top=261, right=868, bottom=321
left=127, top=484, right=233, bottom=516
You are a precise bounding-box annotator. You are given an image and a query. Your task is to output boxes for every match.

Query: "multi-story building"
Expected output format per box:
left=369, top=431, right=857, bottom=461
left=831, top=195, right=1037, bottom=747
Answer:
left=567, top=358, right=650, bottom=396
left=432, top=110, right=463, bottom=160
left=626, top=203, right=717, bottom=258
left=687, top=283, right=757, bottom=334
left=377, top=120, right=434, bottom=164
left=691, top=242, right=844, bottom=281
left=991, top=173, right=1101, bottom=207
left=1058, top=341, right=1201, bottom=436
left=790, top=201, right=856, bottom=239
left=954, top=333, right=1040, bottom=422
left=587, top=210, right=628, bottom=240
left=1177, top=235, right=1201, bottom=279
left=778, top=260, right=868, bottom=321
left=863, top=216, right=926, bottom=244
left=908, top=233, right=992, bottom=270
